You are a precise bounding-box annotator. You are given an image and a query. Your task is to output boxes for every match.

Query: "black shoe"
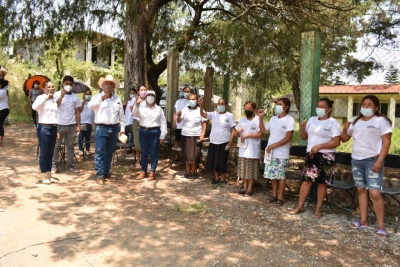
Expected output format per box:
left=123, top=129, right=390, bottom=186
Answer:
left=219, top=180, right=227, bottom=185
left=104, top=173, right=112, bottom=179
left=183, top=173, right=190, bottom=178
left=211, top=179, right=219, bottom=184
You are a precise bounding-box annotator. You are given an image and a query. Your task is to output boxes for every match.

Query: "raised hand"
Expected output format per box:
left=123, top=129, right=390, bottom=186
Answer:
left=258, top=109, right=265, bottom=117
left=300, top=119, right=307, bottom=129
left=198, top=97, right=203, bottom=105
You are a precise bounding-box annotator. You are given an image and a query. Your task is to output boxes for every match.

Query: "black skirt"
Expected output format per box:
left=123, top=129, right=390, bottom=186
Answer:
left=206, top=142, right=229, bottom=173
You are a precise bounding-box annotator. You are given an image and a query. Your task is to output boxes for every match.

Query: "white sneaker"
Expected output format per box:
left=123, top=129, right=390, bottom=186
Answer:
left=78, top=151, right=84, bottom=156
left=85, top=151, right=91, bottom=156
left=172, top=146, right=182, bottom=152
left=42, top=179, right=51, bottom=184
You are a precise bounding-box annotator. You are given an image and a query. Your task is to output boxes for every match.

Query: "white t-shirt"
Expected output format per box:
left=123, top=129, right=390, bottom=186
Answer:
left=305, top=116, right=341, bottom=153
left=235, top=116, right=261, bottom=159
left=207, top=111, right=236, bottom=144
left=174, top=98, right=189, bottom=129
left=347, top=116, right=392, bottom=160
left=125, top=98, right=136, bottom=125
left=53, top=91, right=81, bottom=125
left=32, top=95, right=58, bottom=124
left=265, top=114, right=295, bottom=159
left=0, top=86, right=9, bottom=110
left=180, top=107, right=207, bottom=136
left=80, top=101, right=94, bottom=124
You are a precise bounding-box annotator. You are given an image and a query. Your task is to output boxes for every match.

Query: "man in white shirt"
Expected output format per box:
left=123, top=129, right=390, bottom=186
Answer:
left=51, top=75, right=81, bottom=174
left=88, top=75, right=126, bottom=185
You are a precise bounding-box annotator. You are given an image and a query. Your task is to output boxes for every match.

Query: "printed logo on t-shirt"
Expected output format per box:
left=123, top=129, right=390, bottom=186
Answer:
left=224, top=118, right=229, bottom=122
left=251, top=126, right=256, bottom=130
left=282, top=126, right=286, bottom=129
left=367, top=125, right=376, bottom=129
left=323, top=127, right=331, bottom=132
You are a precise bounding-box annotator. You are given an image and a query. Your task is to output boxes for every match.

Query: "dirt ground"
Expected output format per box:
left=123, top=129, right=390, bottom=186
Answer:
left=0, top=123, right=400, bottom=267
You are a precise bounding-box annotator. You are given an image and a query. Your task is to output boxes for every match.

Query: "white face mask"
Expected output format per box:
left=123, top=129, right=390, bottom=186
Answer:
left=34, top=84, right=38, bottom=89
left=146, top=95, right=155, bottom=104
left=217, top=105, right=225, bottom=113
left=360, top=108, right=374, bottom=117
left=130, top=94, right=137, bottom=99
left=316, top=108, right=326, bottom=118
left=274, top=105, right=284, bottom=115
left=183, top=92, right=190, bottom=99
left=64, top=85, right=72, bottom=92
left=188, top=100, right=197, bottom=107
left=85, top=95, right=91, bottom=100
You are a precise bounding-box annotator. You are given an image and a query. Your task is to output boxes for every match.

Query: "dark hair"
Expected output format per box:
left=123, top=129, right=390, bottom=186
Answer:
left=319, top=97, right=334, bottom=108
left=182, top=86, right=191, bottom=92
left=277, top=97, right=291, bottom=111
left=353, top=94, right=392, bottom=125
left=84, top=88, right=92, bottom=94
left=217, top=98, right=228, bottom=105
left=43, top=80, right=52, bottom=88
left=129, top=88, right=137, bottom=93
left=62, top=75, right=74, bottom=83
left=33, top=80, right=40, bottom=85
left=244, top=101, right=256, bottom=110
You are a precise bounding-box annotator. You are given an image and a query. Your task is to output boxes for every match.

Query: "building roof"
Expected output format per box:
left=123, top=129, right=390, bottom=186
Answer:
left=320, top=84, right=400, bottom=94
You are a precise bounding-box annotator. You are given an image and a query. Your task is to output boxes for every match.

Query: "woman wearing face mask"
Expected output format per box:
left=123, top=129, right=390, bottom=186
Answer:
left=29, top=81, right=43, bottom=128
left=133, top=90, right=167, bottom=181
left=290, top=98, right=341, bottom=218
left=198, top=97, right=236, bottom=184
left=0, top=67, right=9, bottom=147
left=233, top=101, right=262, bottom=197
left=172, top=86, right=191, bottom=161
left=341, top=95, right=392, bottom=238
left=258, top=98, right=295, bottom=205
left=125, top=88, right=137, bottom=154
left=32, top=80, right=59, bottom=184
left=177, top=94, right=207, bottom=178
left=78, top=89, right=94, bottom=156
left=132, top=86, right=147, bottom=167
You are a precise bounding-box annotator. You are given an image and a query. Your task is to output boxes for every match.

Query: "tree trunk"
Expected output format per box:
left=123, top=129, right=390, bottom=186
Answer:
left=235, top=80, right=243, bottom=119
left=292, top=68, right=301, bottom=113
left=204, top=67, right=214, bottom=112
left=124, top=0, right=146, bottom=100
left=223, top=73, right=230, bottom=103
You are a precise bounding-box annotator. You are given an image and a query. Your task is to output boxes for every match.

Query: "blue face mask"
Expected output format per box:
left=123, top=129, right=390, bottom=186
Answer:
left=316, top=108, right=326, bottom=118
left=183, top=93, right=190, bottom=99
left=188, top=100, right=197, bottom=107
left=360, top=108, right=374, bottom=117
left=274, top=105, right=284, bottom=115
left=217, top=105, right=225, bottom=113
left=85, top=95, right=91, bottom=100
left=130, top=94, right=136, bottom=99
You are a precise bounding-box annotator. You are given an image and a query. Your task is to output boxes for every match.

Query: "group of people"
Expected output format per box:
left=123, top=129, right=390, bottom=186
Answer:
left=1, top=67, right=392, bottom=238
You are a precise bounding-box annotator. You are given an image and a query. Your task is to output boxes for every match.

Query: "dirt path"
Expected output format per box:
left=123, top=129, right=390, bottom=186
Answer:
left=0, top=123, right=399, bottom=267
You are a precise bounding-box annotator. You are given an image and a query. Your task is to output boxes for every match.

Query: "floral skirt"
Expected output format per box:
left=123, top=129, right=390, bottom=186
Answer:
left=302, top=152, right=335, bottom=185
left=264, top=158, right=289, bottom=180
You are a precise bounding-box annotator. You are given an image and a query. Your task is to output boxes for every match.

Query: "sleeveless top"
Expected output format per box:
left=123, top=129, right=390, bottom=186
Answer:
left=31, top=88, right=43, bottom=103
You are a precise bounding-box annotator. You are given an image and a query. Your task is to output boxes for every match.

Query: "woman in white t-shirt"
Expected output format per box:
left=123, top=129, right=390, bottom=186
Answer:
left=125, top=88, right=137, bottom=154
left=177, top=93, right=207, bottom=178
left=341, top=95, right=392, bottom=238
left=258, top=98, right=295, bottom=205
left=0, top=67, right=9, bottom=147
left=199, top=97, right=236, bottom=184
left=233, top=101, right=262, bottom=197
left=78, top=89, right=95, bottom=155
left=290, top=98, right=341, bottom=218
left=172, top=86, right=191, bottom=161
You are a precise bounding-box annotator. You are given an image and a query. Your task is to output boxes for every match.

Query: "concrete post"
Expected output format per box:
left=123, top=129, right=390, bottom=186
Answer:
left=389, top=96, right=396, bottom=128
left=299, top=31, right=321, bottom=146
left=166, top=50, right=179, bottom=125
left=204, top=67, right=214, bottom=112
left=347, top=96, right=353, bottom=122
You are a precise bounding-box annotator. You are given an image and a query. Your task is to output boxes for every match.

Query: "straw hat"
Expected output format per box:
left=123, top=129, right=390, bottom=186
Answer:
left=98, top=75, right=120, bottom=89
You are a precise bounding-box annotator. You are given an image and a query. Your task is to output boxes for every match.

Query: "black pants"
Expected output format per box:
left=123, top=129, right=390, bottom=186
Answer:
left=0, top=108, right=10, bottom=136
left=31, top=105, right=37, bottom=124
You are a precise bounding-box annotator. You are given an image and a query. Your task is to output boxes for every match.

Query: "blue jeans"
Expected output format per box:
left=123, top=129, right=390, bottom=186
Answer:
left=139, top=127, right=161, bottom=172
left=39, top=125, right=57, bottom=173
left=94, top=125, right=119, bottom=177
left=78, top=124, right=92, bottom=151
left=352, top=157, right=384, bottom=191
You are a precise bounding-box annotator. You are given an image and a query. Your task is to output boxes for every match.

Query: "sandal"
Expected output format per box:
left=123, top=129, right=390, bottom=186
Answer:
left=275, top=199, right=285, bottom=206
left=237, top=189, right=246, bottom=195
left=290, top=206, right=305, bottom=215
left=244, top=191, right=252, bottom=197
left=350, top=221, right=368, bottom=229
left=314, top=210, right=322, bottom=219
left=266, top=196, right=278, bottom=203
left=377, top=228, right=387, bottom=238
